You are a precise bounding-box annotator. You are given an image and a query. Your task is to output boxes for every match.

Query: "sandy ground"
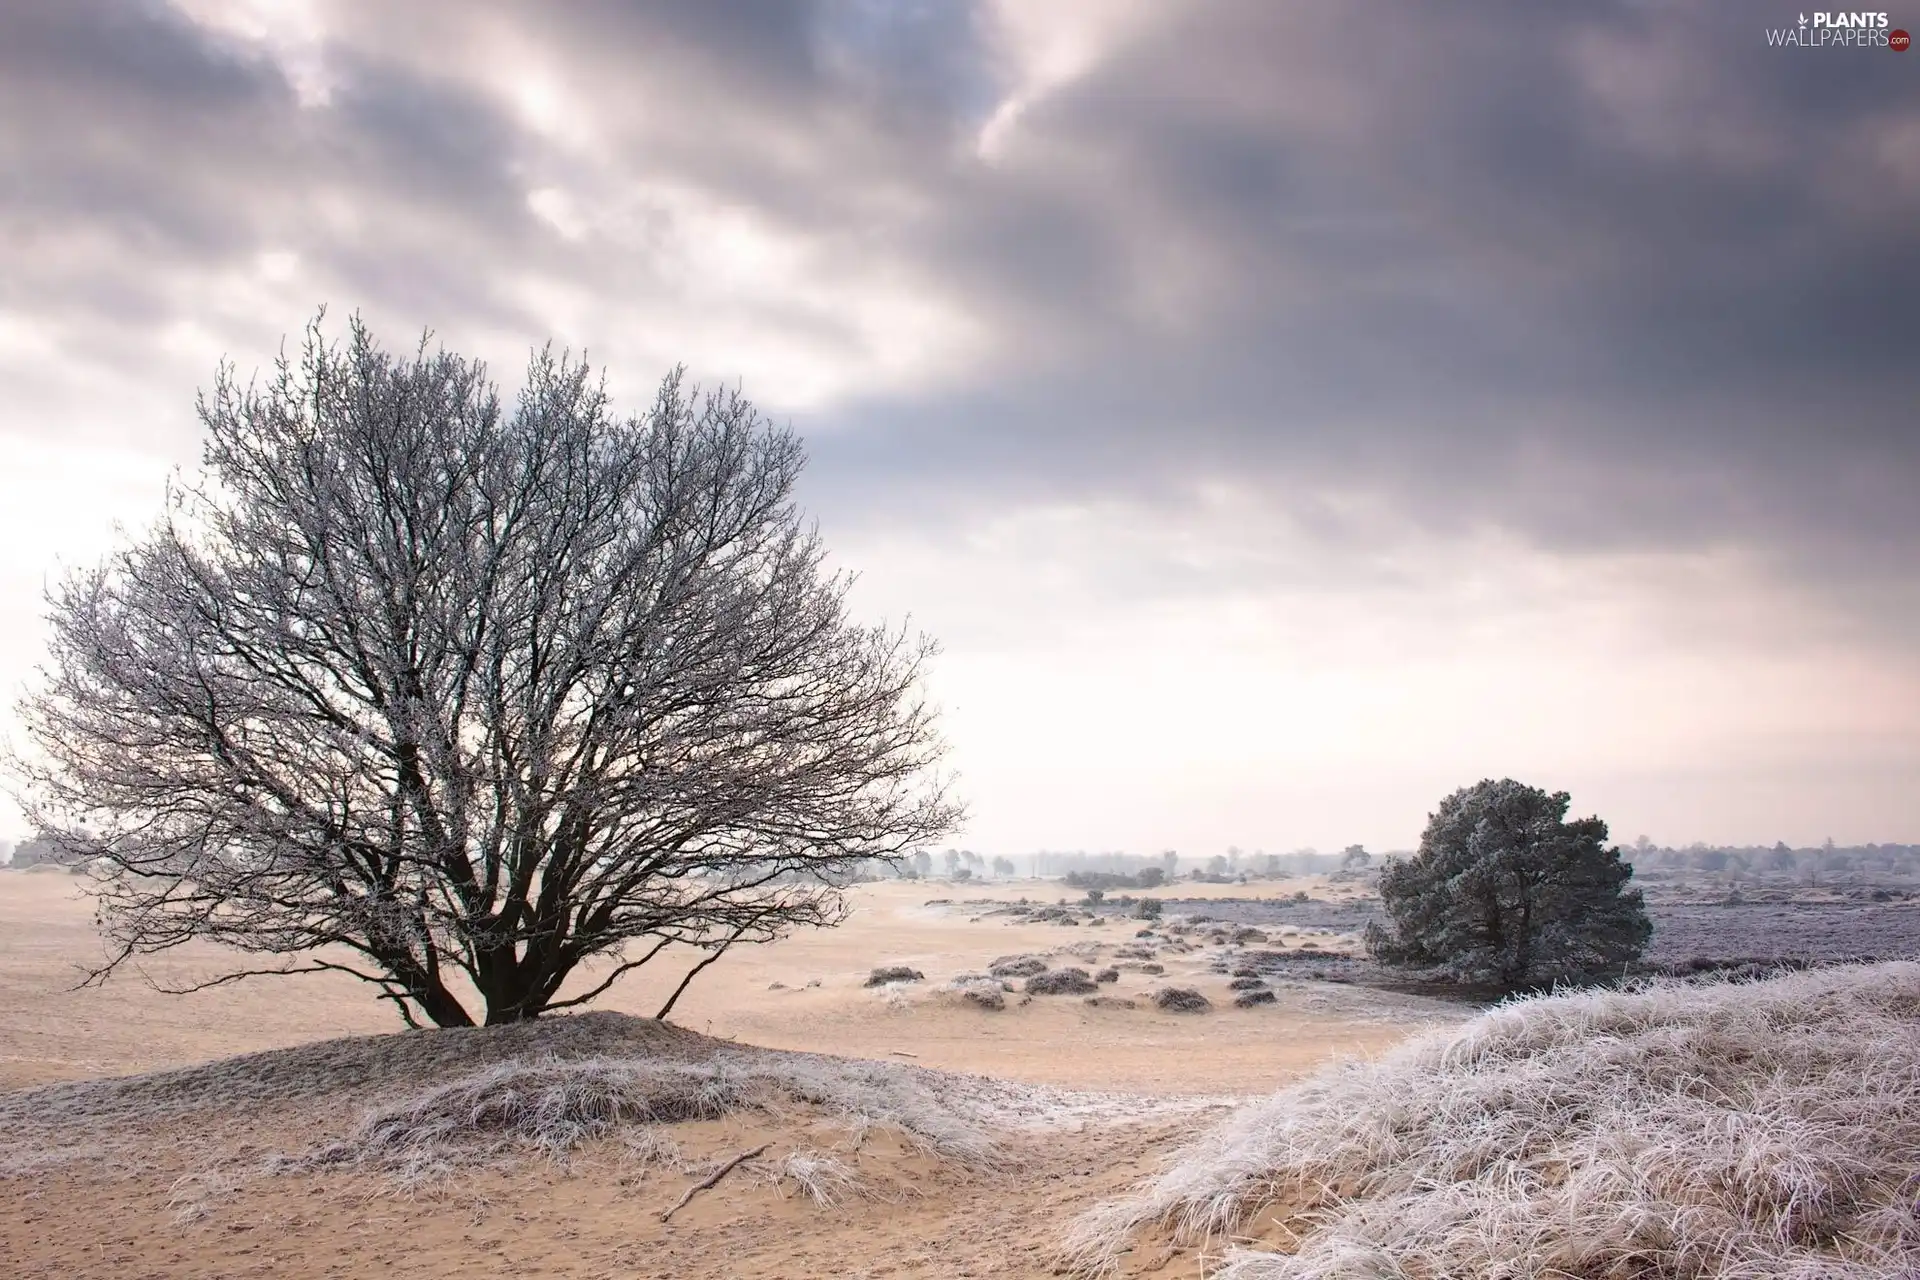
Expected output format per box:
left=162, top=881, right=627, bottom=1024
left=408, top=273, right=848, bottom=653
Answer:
left=0, top=870, right=1448, bottom=1279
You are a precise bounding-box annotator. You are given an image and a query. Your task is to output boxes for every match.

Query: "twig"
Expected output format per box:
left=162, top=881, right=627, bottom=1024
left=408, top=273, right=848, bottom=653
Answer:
left=659, top=1144, right=770, bottom=1222
left=890, top=1050, right=919, bottom=1058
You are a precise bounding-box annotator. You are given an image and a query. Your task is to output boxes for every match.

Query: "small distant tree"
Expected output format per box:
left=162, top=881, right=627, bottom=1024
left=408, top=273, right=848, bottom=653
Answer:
left=1340, top=844, right=1370, bottom=870
left=1366, top=779, right=1650, bottom=989
left=1691, top=848, right=1729, bottom=873
left=13, top=316, right=959, bottom=1027
left=990, top=855, right=1016, bottom=878
left=1135, top=865, right=1165, bottom=889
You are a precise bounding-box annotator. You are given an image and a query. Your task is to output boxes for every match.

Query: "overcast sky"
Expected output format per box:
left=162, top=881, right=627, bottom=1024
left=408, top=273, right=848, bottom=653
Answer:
left=2, top=0, right=1916, bottom=853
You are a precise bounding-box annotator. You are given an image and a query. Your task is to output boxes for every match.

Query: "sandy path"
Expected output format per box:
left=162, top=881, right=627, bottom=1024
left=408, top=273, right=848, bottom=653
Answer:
left=2, top=1112, right=1223, bottom=1280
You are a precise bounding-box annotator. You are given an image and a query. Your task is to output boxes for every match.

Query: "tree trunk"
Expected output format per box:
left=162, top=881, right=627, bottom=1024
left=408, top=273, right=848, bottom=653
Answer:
left=415, top=979, right=478, bottom=1027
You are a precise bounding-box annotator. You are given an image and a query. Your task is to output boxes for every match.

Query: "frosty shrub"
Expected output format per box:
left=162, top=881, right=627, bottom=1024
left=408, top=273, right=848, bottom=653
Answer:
left=1027, top=968, right=1098, bottom=996
left=864, top=966, right=925, bottom=987
left=1153, top=987, right=1210, bottom=1013
left=1366, top=779, right=1650, bottom=989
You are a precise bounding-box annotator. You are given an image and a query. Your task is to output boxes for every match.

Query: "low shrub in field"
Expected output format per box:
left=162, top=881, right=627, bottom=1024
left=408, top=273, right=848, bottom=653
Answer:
left=990, top=955, right=1049, bottom=979
left=1084, top=996, right=1138, bottom=1010
left=864, top=965, right=925, bottom=986
left=943, top=974, right=1010, bottom=1011
left=1153, top=987, right=1211, bottom=1013
left=1071, top=962, right=1920, bottom=1279
left=1227, top=976, right=1268, bottom=992
left=1027, top=968, right=1099, bottom=996
left=1232, top=990, right=1276, bottom=1008
left=1095, top=968, right=1121, bottom=984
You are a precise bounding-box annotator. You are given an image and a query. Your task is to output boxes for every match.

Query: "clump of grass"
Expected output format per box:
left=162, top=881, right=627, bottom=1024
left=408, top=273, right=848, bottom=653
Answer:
left=1232, top=990, right=1276, bottom=1009
left=1027, top=968, right=1099, bottom=996
left=1069, top=962, right=1920, bottom=1279
left=1227, top=976, right=1269, bottom=992
left=1095, top=967, right=1121, bottom=984
left=1152, top=987, right=1211, bottom=1013
left=864, top=965, right=925, bottom=986
left=766, top=1149, right=857, bottom=1206
left=990, top=955, right=1049, bottom=978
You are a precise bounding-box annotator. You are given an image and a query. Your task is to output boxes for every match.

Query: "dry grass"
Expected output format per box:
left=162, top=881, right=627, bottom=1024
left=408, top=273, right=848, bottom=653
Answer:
left=765, top=1149, right=859, bottom=1205
left=1069, top=962, right=1920, bottom=1279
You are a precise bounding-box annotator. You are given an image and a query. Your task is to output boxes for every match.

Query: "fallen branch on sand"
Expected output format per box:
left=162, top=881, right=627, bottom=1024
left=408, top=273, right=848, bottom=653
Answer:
left=660, top=1143, right=771, bottom=1222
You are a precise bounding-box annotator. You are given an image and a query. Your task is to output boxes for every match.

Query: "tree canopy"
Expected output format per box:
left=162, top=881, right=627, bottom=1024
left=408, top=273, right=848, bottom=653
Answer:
left=1366, top=779, right=1650, bottom=988
left=14, top=314, right=959, bottom=1026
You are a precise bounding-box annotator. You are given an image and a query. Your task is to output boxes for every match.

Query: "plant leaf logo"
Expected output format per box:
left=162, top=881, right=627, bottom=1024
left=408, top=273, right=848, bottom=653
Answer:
left=1798, top=12, right=1809, bottom=23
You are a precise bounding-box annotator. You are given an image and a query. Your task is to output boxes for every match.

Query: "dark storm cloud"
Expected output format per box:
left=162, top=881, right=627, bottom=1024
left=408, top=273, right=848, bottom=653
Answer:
left=806, top=1, right=1920, bottom=595
left=0, top=0, right=1913, bottom=609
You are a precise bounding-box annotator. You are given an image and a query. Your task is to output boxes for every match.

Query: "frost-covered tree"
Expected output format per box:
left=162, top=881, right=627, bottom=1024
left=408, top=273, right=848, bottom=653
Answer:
left=13, top=315, right=959, bottom=1027
left=1365, top=779, right=1650, bottom=988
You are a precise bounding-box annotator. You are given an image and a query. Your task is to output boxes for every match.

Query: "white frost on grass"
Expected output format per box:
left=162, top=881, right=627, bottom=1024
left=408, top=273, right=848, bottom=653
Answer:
left=1069, top=962, right=1920, bottom=1279
left=766, top=1149, right=858, bottom=1205
left=289, top=1046, right=1227, bottom=1188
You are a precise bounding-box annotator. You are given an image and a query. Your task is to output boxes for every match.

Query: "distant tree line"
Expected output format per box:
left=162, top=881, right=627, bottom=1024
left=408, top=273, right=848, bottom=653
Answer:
left=3, top=834, right=91, bottom=870
left=1063, top=866, right=1168, bottom=891
left=1626, top=840, right=1920, bottom=882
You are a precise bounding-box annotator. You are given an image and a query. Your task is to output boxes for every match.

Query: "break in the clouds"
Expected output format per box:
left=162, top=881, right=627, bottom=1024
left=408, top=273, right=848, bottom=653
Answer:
left=1, top=0, right=1916, bottom=850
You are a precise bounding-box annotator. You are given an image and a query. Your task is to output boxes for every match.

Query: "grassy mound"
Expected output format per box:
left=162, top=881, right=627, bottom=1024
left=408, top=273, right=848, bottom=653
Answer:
left=2, top=1010, right=704, bottom=1129
left=1, top=1009, right=1200, bottom=1184
left=1070, top=963, right=1920, bottom=1279
left=302, top=1048, right=1011, bottom=1183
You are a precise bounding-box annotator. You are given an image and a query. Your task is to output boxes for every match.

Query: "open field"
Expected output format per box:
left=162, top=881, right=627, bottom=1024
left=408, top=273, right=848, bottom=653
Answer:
left=0, top=871, right=1433, bottom=1095
left=5, top=870, right=1917, bottom=1279
left=0, top=870, right=1450, bottom=1280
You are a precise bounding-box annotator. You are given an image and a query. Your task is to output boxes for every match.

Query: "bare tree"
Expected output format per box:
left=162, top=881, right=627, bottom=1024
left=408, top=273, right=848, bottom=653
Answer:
left=12, top=314, right=960, bottom=1027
